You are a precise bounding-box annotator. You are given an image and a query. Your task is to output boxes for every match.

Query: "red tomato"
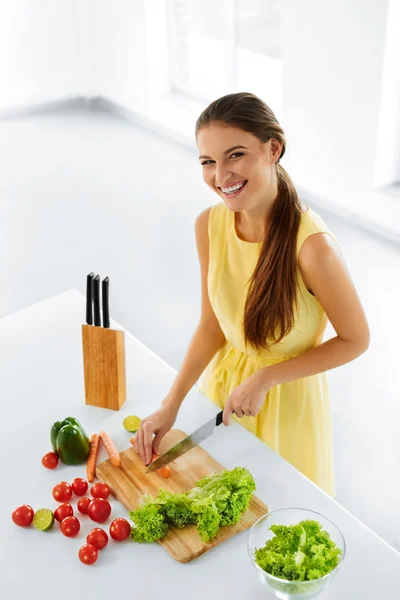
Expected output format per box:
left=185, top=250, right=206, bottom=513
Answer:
left=60, top=515, right=80, bottom=538
left=87, top=528, right=108, bottom=550
left=71, top=478, right=88, bottom=496
left=79, top=544, right=98, bottom=565
left=77, top=497, right=91, bottom=515
left=52, top=482, right=72, bottom=503
left=109, top=518, right=131, bottom=541
left=87, top=498, right=112, bottom=523
left=12, top=505, right=34, bottom=527
left=42, top=452, right=59, bottom=469
left=54, top=503, right=73, bottom=523
left=90, top=482, right=110, bottom=500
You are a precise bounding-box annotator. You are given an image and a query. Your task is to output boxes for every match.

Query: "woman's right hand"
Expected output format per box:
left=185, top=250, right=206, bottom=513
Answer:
left=135, top=403, right=178, bottom=466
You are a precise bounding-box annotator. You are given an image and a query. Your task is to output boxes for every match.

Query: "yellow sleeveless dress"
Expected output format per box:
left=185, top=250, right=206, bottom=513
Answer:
left=198, top=202, right=337, bottom=497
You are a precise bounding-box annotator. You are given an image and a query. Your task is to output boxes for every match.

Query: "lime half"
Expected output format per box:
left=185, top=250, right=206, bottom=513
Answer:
left=123, top=415, right=141, bottom=433
left=33, top=508, right=54, bottom=531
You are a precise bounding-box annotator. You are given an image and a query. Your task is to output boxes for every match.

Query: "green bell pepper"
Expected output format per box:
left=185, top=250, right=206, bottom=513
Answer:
left=51, top=417, right=90, bottom=465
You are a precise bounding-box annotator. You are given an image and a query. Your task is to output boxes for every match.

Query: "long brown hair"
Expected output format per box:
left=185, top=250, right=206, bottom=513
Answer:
left=195, top=92, right=303, bottom=352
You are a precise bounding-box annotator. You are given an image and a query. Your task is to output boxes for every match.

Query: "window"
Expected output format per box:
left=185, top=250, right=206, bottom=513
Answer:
left=168, top=0, right=282, bottom=115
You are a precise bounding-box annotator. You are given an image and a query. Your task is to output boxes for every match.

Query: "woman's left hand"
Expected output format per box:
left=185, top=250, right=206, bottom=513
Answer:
left=222, top=369, right=274, bottom=426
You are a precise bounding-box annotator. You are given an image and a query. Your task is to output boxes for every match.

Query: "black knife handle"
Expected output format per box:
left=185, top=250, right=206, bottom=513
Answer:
left=216, top=411, right=223, bottom=426
left=86, top=272, right=94, bottom=325
left=102, top=276, right=110, bottom=329
left=93, top=275, right=101, bottom=327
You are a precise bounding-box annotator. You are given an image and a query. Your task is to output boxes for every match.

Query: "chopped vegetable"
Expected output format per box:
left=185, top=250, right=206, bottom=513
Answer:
left=100, top=431, right=121, bottom=467
left=51, top=417, right=90, bottom=465
left=254, top=519, right=342, bottom=581
left=86, top=434, right=100, bottom=483
left=157, top=465, right=171, bottom=478
left=123, top=415, right=141, bottom=433
left=129, top=466, right=255, bottom=543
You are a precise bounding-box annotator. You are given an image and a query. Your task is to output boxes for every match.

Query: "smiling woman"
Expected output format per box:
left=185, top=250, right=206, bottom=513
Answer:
left=136, top=93, right=370, bottom=497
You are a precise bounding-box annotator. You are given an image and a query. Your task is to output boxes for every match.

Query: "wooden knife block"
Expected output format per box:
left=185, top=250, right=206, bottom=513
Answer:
left=81, top=324, right=126, bottom=411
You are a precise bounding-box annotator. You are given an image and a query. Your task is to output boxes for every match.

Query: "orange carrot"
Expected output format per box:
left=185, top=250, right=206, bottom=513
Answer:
left=130, top=437, right=136, bottom=446
left=100, top=430, right=121, bottom=467
left=86, top=434, right=100, bottom=483
left=157, top=465, right=171, bottom=478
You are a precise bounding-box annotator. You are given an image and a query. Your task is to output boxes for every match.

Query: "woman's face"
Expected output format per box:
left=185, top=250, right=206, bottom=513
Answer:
left=196, top=122, right=281, bottom=212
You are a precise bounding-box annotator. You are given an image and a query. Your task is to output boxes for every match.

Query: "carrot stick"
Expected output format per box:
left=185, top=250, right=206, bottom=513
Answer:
left=86, top=434, right=100, bottom=483
left=100, top=431, right=121, bottom=467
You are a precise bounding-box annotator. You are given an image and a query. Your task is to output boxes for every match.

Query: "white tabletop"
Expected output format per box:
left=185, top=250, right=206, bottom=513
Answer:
left=1, top=289, right=398, bottom=599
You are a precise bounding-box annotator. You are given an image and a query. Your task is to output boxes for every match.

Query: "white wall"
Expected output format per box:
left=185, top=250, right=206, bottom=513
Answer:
left=281, top=0, right=390, bottom=211
left=94, top=0, right=148, bottom=113
left=0, top=0, right=95, bottom=111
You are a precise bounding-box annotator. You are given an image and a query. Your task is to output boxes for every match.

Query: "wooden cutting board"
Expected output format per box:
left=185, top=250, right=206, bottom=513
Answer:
left=96, top=429, right=268, bottom=563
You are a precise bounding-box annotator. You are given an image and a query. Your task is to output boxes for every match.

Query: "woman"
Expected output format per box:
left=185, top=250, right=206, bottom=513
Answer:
left=136, top=92, right=370, bottom=496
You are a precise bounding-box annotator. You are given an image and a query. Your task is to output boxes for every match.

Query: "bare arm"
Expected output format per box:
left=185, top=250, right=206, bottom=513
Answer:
left=163, top=207, right=226, bottom=411
left=136, top=207, right=226, bottom=462
left=263, top=232, right=370, bottom=386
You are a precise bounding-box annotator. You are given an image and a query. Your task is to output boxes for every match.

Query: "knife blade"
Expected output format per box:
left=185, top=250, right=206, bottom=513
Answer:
left=86, top=272, right=94, bottom=325
left=145, top=411, right=223, bottom=474
left=93, top=275, right=101, bottom=326
left=102, top=276, right=110, bottom=329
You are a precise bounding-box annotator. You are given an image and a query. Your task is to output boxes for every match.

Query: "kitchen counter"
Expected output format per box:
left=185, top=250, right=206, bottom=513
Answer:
left=1, top=289, right=398, bottom=599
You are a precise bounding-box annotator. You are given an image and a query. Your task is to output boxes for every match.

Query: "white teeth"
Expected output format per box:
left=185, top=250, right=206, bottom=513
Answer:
left=222, top=181, right=246, bottom=194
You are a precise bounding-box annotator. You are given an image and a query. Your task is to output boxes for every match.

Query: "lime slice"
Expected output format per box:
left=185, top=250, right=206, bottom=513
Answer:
left=123, top=415, right=141, bottom=433
left=33, top=508, right=54, bottom=531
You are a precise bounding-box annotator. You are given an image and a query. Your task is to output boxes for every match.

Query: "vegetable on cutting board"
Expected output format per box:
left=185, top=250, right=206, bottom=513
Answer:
left=86, top=434, right=100, bottom=483
left=51, top=417, right=90, bottom=465
left=254, top=520, right=342, bottom=581
left=130, top=437, right=172, bottom=478
left=100, top=431, right=121, bottom=467
left=129, top=466, right=256, bottom=543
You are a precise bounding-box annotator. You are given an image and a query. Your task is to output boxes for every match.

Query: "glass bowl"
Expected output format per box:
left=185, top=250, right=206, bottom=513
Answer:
left=248, top=508, right=346, bottom=599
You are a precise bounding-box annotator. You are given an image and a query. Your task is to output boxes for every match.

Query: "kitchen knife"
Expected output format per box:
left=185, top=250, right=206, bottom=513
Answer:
left=93, top=275, right=101, bottom=327
left=86, top=272, right=94, bottom=325
left=145, top=411, right=223, bottom=473
left=102, top=276, right=110, bottom=329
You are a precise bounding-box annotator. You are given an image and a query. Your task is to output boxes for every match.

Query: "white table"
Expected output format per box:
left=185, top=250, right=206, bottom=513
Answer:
left=1, top=289, right=398, bottom=599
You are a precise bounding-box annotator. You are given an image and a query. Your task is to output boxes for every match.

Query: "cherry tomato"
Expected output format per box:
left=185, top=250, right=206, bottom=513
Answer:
left=71, top=478, right=88, bottom=496
left=42, top=452, right=59, bottom=469
left=52, top=482, right=72, bottom=503
left=109, top=518, right=131, bottom=541
left=87, top=528, right=108, bottom=550
left=12, top=505, right=34, bottom=527
left=77, top=497, right=91, bottom=515
left=60, top=515, right=80, bottom=537
left=79, top=544, right=98, bottom=565
left=90, top=482, right=110, bottom=500
left=87, top=498, right=112, bottom=523
left=54, top=503, right=73, bottom=523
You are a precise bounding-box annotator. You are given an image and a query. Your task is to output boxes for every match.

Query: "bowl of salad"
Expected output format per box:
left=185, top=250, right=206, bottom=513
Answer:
left=248, top=508, right=346, bottom=599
